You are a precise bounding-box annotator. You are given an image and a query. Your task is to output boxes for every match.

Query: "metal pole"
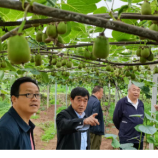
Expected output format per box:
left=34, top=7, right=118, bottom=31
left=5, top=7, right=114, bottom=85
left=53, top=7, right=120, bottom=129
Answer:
left=115, top=81, right=118, bottom=107
left=149, top=74, right=158, bottom=149
left=47, top=84, right=49, bottom=109
left=54, top=82, right=57, bottom=129
left=66, top=84, right=68, bottom=107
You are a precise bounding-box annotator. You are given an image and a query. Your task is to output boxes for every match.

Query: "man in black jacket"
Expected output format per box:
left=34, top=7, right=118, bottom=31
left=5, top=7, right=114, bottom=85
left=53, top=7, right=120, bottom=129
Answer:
left=85, top=86, right=104, bottom=150
left=56, top=87, right=99, bottom=150
left=113, top=83, right=144, bottom=150
left=0, top=77, right=41, bottom=149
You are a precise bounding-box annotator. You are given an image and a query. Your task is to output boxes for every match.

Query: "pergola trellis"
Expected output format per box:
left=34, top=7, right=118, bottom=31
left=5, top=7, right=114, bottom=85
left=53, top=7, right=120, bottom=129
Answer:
left=1, top=1, right=158, bottom=67
left=0, top=0, right=158, bottom=150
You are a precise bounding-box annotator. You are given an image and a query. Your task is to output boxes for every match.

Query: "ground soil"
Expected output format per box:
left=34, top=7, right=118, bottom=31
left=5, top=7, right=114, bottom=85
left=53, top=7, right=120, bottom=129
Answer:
left=31, top=105, right=149, bottom=150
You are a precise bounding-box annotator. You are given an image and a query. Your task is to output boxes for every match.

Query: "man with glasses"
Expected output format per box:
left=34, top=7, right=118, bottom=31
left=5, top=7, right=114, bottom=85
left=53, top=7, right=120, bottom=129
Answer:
left=113, top=83, right=144, bottom=150
left=0, top=77, right=41, bottom=149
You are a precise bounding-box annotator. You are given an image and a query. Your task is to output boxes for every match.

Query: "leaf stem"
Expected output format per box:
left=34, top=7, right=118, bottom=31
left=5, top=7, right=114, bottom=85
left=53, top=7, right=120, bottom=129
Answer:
left=138, top=132, right=143, bottom=150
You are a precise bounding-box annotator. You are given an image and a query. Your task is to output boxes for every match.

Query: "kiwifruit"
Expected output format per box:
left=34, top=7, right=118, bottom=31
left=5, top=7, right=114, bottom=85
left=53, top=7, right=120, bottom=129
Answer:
left=106, top=65, right=111, bottom=71
left=61, top=59, right=66, bottom=66
left=136, top=47, right=142, bottom=57
left=149, top=23, right=158, bottom=31
left=36, top=30, right=43, bottom=42
left=141, top=1, right=151, bottom=15
left=31, top=14, right=39, bottom=27
left=131, top=74, right=136, bottom=80
left=141, top=47, right=150, bottom=58
left=42, top=33, right=51, bottom=43
left=56, top=61, right=62, bottom=68
left=84, top=49, right=91, bottom=59
left=153, top=66, right=158, bottom=74
left=57, top=22, right=67, bottom=34
left=93, top=33, right=109, bottom=59
left=46, top=23, right=57, bottom=38
left=146, top=52, right=154, bottom=61
left=1, top=61, right=6, bottom=68
left=152, top=12, right=158, bottom=24
left=128, top=66, right=133, bottom=70
left=91, top=53, right=97, bottom=60
left=125, top=71, right=131, bottom=77
left=140, top=57, right=147, bottom=63
left=78, top=64, right=82, bottom=69
left=35, top=54, right=42, bottom=66
left=30, top=56, right=34, bottom=63
left=66, top=61, right=72, bottom=68
left=52, top=58, right=57, bottom=65
left=8, top=34, right=31, bottom=64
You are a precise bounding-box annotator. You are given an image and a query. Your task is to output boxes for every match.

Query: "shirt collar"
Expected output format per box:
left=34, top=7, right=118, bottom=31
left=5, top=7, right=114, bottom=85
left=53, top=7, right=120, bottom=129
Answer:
left=74, top=110, right=86, bottom=118
left=8, top=106, right=35, bottom=133
left=127, top=96, right=138, bottom=105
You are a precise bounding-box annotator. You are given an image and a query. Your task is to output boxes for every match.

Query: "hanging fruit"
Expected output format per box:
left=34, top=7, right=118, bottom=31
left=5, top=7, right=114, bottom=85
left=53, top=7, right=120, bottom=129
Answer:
left=8, top=34, right=31, bottom=64
left=46, top=23, right=57, bottom=38
left=57, top=22, right=67, bottom=34
left=141, top=1, right=151, bottom=15
left=36, top=30, right=43, bottom=42
left=93, top=32, right=109, bottom=59
left=35, top=54, right=42, bottom=66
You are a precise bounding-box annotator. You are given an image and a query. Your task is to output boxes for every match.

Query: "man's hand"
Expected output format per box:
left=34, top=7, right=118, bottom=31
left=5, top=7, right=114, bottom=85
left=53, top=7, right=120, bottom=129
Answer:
left=83, top=113, right=99, bottom=126
left=154, top=105, right=158, bottom=111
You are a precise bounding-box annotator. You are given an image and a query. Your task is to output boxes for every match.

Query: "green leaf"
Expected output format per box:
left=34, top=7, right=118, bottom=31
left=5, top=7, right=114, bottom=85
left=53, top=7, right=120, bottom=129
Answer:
left=104, top=134, right=117, bottom=139
left=93, top=6, right=108, bottom=14
left=136, top=125, right=157, bottom=135
left=0, top=71, right=4, bottom=80
left=118, top=5, right=129, bottom=17
left=40, top=72, right=49, bottom=84
left=132, top=81, right=144, bottom=88
left=5, top=61, right=16, bottom=71
left=111, top=138, right=120, bottom=148
left=147, top=136, right=156, bottom=144
left=120, top=143, right=133, bottom=148
left=144, top=112, right=158, bottom=123
left=123, top=77, right=129, bottom=85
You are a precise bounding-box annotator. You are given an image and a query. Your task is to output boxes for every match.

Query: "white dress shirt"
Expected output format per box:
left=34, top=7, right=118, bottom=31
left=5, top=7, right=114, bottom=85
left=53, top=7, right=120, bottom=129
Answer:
left=127, top=96, right=139, bottom=110
left=74, top=111, right=90, bottom=150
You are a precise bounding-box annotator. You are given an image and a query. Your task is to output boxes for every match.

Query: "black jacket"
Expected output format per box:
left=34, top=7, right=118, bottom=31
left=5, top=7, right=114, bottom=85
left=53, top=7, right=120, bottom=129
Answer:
left=85, top=95, right=104, bottom=135
left=0, top=106, right=35, bottom=150
left=56, top=105, right=90, bottom=150
left=113, top=97, right=144, bottom=143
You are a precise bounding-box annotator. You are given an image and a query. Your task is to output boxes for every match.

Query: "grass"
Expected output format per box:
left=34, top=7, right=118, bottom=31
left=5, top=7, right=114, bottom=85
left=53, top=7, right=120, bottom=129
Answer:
left=37, top=121, right=56, bottom=142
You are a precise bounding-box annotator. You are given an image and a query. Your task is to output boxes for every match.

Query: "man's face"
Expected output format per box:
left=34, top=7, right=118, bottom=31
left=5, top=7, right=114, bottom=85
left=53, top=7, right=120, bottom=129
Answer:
left=12, top=82, right=40, bottom=115
left=70, top=95, right=88, bottom=115
left=97, top=88, right=104, bottom=100
left=128, top=84, right=140, bottom=100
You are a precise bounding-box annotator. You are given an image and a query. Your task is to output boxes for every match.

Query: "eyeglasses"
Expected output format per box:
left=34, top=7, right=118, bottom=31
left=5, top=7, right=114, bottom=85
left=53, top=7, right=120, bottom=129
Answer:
left=17, top=93, right=42, bottom=99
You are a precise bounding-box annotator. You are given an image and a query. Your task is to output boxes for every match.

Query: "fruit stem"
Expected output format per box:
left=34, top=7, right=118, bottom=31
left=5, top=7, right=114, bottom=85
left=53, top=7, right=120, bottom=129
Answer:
left=18, top=4, right=31, bottom=34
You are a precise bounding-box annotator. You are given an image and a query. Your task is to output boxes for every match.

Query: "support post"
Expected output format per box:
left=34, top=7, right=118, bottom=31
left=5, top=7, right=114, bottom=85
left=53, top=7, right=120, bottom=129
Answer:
left=149, top=74, right=158, bottom=149
left=54, top=82, right=57, bottom=129
left=66, top=84, right=68, bottom=107
left=47, top=84, right=50, bottom=109
left=115, top=81, right=118, bottom=107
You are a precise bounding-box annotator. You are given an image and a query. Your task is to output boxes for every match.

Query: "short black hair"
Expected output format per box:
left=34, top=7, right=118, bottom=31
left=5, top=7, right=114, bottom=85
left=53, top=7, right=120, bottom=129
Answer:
left=92, top=85, right=103, bottom=94
left=11, top=77, right=39, bottom=97
left=70, top=87, right=89, bottom=100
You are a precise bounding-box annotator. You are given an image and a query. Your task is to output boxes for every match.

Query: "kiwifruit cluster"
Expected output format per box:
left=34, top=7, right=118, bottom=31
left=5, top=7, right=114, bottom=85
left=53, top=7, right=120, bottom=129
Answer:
left=124, top=66, right=136, bottom=80
left=84, top=48, right=97, bottom=60
left=136, top=46, right=154, bottom=63
left=36, top=22, right=67, bottom=46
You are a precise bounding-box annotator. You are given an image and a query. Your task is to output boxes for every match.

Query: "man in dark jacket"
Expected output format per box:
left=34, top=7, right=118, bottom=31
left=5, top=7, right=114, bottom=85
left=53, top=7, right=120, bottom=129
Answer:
left=0, top=77, right=41, bottom=149
left=113, top=83, right=144, bottom=150
left=85, top=86, right=104, bottom=150
left=56, top=87, right=99, bottom=150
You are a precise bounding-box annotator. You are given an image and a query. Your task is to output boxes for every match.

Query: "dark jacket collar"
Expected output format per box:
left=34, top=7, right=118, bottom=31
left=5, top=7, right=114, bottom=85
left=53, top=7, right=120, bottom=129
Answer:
left=67, top=105, right=87, bottom=118
left=8, top=106, right=35, bottom=133
left=124, top=96, right=142, bottom=107
left=91, top=95, right=98, bottom=100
